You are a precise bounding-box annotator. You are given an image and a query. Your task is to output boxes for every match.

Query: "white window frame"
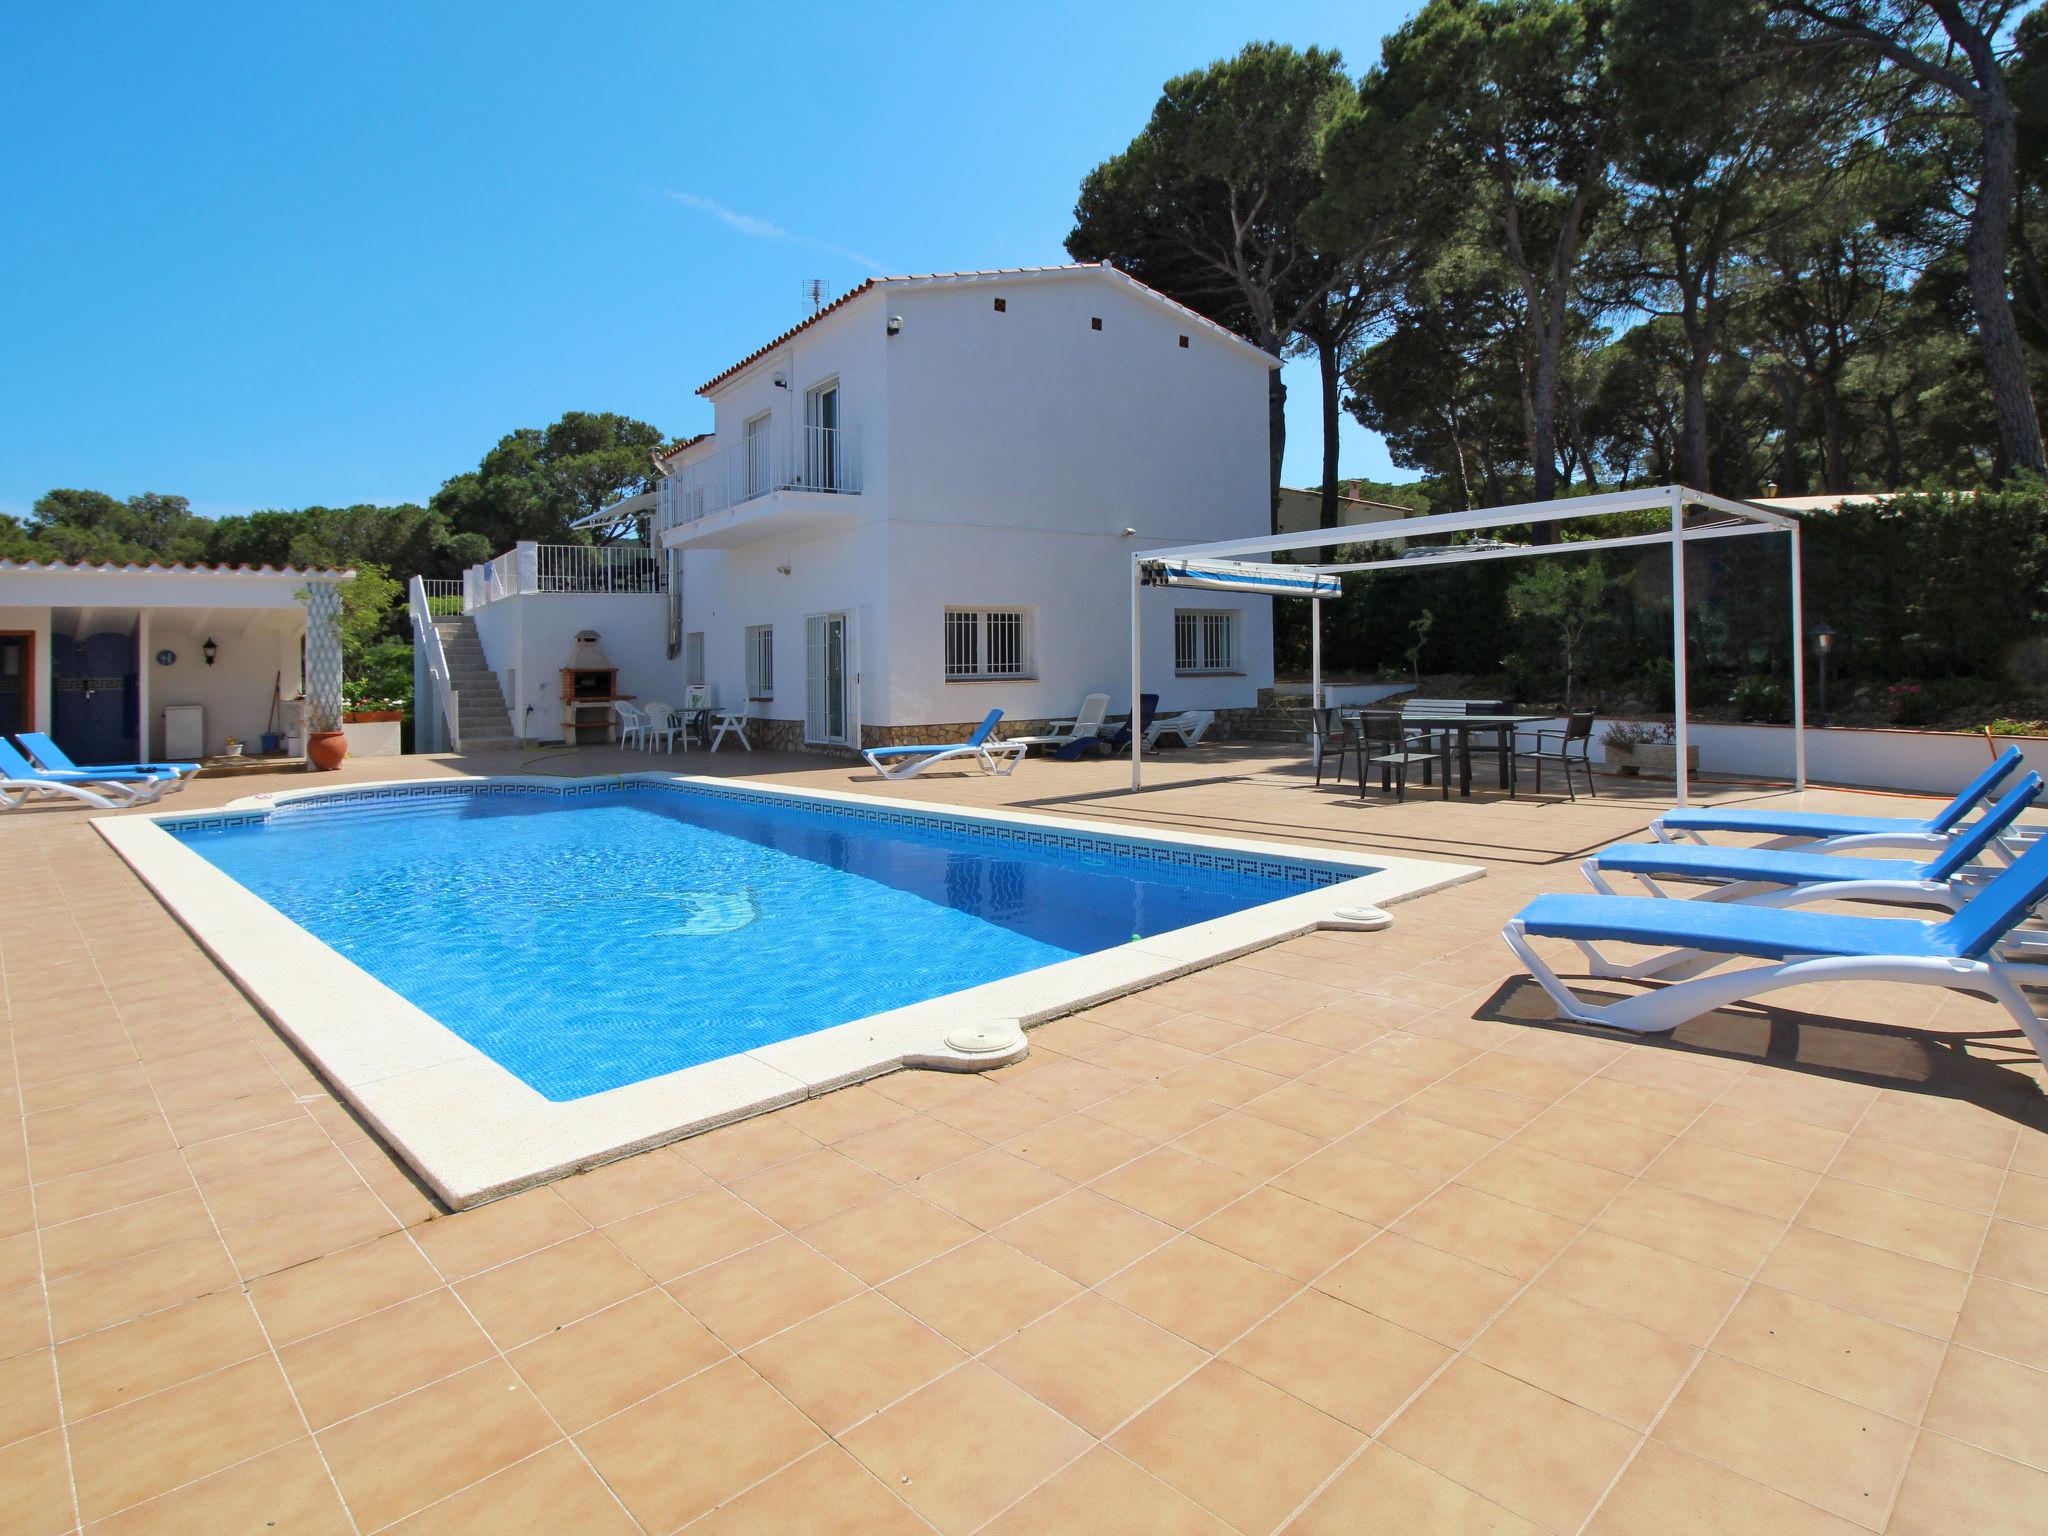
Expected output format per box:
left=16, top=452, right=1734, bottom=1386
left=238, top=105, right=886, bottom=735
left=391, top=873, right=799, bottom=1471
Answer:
left=943, top=607, right=1034, bottom=682
left=684, top=631, right=705, bottom=688
left=744, top=624, right=774, bottom=700
left=1173, top=609, right=1239, bottom=675
left=743, top=411, right=772, bottom=499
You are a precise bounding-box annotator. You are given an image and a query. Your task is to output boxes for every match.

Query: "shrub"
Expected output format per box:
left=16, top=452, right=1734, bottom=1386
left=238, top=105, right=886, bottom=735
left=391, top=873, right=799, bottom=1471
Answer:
left=1731, top=675, right=1792, bottom=723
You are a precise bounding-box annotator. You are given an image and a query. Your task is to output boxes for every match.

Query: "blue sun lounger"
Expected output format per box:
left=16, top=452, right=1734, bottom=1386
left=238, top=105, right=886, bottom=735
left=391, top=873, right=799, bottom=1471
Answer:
left=861, top=709, right=1027, bottom=781
left=0, top=738, right=174, bottom=809
left=1502, top=829, right=2048, bottom=1065
left=16, top=731, right=198, bottom=791
left=1588, top=774, right=2044, bottom=911
left=1650, top=746, right=2024, bottom=852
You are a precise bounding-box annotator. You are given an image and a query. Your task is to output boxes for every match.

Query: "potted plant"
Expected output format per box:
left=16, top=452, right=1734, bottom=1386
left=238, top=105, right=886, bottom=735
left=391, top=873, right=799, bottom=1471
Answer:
left=1601, top=721, right=1698, bottom=777
left=343, top=689, right=405, bottom=725
left=221, top=735, right=243, bottom=758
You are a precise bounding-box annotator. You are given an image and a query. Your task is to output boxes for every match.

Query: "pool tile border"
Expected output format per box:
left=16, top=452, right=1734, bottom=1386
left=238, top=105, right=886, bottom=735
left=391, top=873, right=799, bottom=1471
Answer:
left=95, top=773, right=1481, bottom=1209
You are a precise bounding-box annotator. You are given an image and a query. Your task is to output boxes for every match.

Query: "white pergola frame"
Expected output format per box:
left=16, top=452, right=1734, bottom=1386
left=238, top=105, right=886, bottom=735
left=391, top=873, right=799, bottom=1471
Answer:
left=1129, top=484, right=1806, bottom=806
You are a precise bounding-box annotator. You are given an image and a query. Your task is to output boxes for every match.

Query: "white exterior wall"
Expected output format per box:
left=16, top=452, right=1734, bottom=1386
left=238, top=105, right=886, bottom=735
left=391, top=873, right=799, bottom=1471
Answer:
left=0, top=606, right=54, bottom=736
left=142, top=614, right=301, bottom=758
left=670, top=269, right=1276, bottom=737
left=470, top=593, right=672, bottom=741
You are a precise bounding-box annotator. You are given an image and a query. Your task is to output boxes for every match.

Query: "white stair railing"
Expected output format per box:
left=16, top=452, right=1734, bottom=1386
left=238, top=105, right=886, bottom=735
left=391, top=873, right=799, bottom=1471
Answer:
left=408, top=575, right=462, bottom=753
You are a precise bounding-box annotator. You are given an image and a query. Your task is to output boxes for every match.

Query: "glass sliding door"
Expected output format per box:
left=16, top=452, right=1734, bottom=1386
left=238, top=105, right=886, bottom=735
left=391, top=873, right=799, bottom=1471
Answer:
left=804, top=612, right=851, bottom=745
left=803, top=382, right=839, bottom=491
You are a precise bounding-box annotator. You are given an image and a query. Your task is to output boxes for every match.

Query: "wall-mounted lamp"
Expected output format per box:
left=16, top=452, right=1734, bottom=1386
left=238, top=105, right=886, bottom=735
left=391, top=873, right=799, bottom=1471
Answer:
left=1121, top=527, right=1138, bottom=538
left=202, top=637, right=219, bottom=667
left=775, top=564, right=792, bottom=576
left=886, top=316, right=903, bottom=337
left=772, top=371, right=788, bottom=389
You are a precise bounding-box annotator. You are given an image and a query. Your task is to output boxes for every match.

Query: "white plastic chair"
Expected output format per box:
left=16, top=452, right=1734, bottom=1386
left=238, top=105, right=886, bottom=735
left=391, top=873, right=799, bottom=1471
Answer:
left=613, top=701, right=647, bottom=750
left=642, top=703, right=682, bottom=753
left=710, top=702, right=752, bottom=752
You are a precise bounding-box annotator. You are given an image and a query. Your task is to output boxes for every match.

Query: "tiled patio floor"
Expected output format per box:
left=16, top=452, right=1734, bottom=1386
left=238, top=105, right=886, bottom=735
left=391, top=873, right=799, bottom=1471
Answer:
left=4, top=743, right=2047, bottom=1533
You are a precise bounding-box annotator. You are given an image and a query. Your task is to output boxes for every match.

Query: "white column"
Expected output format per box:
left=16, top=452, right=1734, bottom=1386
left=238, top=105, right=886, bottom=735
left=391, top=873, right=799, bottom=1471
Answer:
left=1311, top=595, right=1323, bottom=715
left=1670, top=491, right=1690, bottom=807
left=1788, top=523, right=1807, bottom=792
left=303, top=581, right=346, bottom=742
left=134, top=612, right=151, bottom=759
left=515, top=541, right=540, bottom=595
left=1129, top=557, right=1144, bottom=792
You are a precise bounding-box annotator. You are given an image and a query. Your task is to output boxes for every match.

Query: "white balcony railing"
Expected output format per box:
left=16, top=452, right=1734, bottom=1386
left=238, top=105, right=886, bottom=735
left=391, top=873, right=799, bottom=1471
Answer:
left=658, top=424, right=861, bottom=533
left=451, top=543, right=667, bottom=613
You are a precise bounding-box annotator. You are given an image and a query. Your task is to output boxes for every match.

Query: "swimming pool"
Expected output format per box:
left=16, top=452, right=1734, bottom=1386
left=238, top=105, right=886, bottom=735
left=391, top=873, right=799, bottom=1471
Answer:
left=99, top=775, right=1480, bottom=1205
left=168, top=782, right=1342, bottom=1099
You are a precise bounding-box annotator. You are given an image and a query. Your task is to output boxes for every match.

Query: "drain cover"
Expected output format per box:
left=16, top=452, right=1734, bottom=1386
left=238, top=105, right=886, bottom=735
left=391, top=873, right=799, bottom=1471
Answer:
left=1331, top=905, right=1394, bottom=930
left=945, top=1023, right=1024, bottom=1055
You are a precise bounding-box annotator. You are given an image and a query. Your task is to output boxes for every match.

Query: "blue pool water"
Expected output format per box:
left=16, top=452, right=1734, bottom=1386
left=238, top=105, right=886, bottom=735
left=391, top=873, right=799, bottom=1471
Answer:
left=170, top=785, right=1350, bottom=1100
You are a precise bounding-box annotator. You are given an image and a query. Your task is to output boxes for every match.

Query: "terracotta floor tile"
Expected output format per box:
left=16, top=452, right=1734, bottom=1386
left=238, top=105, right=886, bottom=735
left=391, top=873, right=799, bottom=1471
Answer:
left=0, top=1347, right=59, bottom=1448
left=1090, top=1146, right=1257, bottom=1228
left=1470, top=1286, right=1696, bottom=1431
left=1162, top=1056, right=1287, bottom=1109
left=318, top=1359, right=562, bottom=1531
left=39, top=1187, right=217, bottom=1280
left=868, top=1066, right=997, bottom=1111
left=1099, top=1235, right=1299, bottom=1352
left=1111, top=1359, right=1363, bottom=1535
left=411, top=1188, right=589, bottom=1281
left=1172, top=1110, right=1324, bottom=1180
left=53, top=1287, right=267, bottom=1422
left=667, top=1233, right=864, bottom=1349
left=778, top=1082, right=914, bottom=1143
left=982, top=1444, right=1234, bottom=1536
left=88, top=1437, right=354, bottom=1536
left=690, top=1443, right=929, bottom=1535
left=1858, top=1099, right=2017, bottom=1168
left=279, top=1286, right=496, bottom=1428
left=1393, top=1183, right=1578, bottom=1280
left=1796, top=1175, right=1988, bottom=1271
left=1085, top=1083, right=1229, bottom=1142
left=1829, top=1134, right=2008, bottom=1213
left=837, top=1114, right=985, bottom=1182
left=999, top=1054, right=1135, bottom=1113
left=1886, top=1430, right=2048, bottom=1536
left=729, top=1146, right=893, bottom=1228
left=1287, top=1441, right=1546, bottom=1536
left=246, top=1229, right=440, bottom=1345
left=1640, top=1137, right=1818, bottom=1221
left=508, top=1286, right=727, bottom=1432
left=1314, top=1229, right=1519, bottom=1348
left=46, top=1233, right=239, bottom=1341
left=1922, top=1345, right=2048, bottom=1470
left=1996, top=1168, right=2048, bottom=1229
left=453, top=1229, right=649, bottom=1348
left=1562, top=1076, right=1710, bottom=1136
left=1655, top=1353, right=1915, bottom=1529
left=1005, top=1111, right=1155, bottom=1183
left=673, top=1114, right=822, bottom=1182
left=69, top=1353, right=303, bottom=1523
left=380, top=1441, right=638, bottom=1536
left=1585, top=1439, right=1867, bottom=1536
left=742, top=1292, right=967, bottom=1434
left=1144, top=1012, right=1259, bottom=1056
left=552, top=1148, right=711, bottom=1226
left=1683, top=1103, right=1847, bottom=1174
left=1711, top=1283, right=1946, bottom=1422
left=1340, top=1106, right=1499, bottom=1178
left=843, top=1362, right=1094, bottom=1534
left=1513, top=1104, right=1673, bottom=1176
left=1223, top=1285, right=1447, bottom=1433
left=926, top=1082, right=1070, bottom=1142
left=1539, top=1230, right=1743, bottom=1347
left=879, top=1236, right=1082, bottom=1352
left=1085, top=1034, right=1208, bottom=1081
left=1268, top=1141, right=1440, bottom=1229
left=578, top=1355, right=823, bottom=1532
left=799, top=1187, right=978, bottom=1285
left=1240, top=1080, right=1382, bottom=1141
left=1193, top=1185, right=1374, bottom=1282
left=912, top=1147, right=1076, bottom=1230
left=1972, top=1218, right=2048, bottom=1294
left=1592, top=1181, right=1784, bottom=1277
left=220, top=1185, right=400, bottom=1281
left=987, top=1291, right=1206, bottom=1436
left=1456, top=1141, right=1629, bottom=1225
left=998, top=1188, right=1176, bottom=1286
left=602, top=1184, right=782, bottom=1282
left=1954, top=1273, right=2048, bottom=1372
left=31, top=1148, right=192, bottom=1226
left=1757, top=1226, right=1969, bottom=1337
left=1300, top=1050, right=1441, bottom=1107
left=0, top=1428, right=72, bottom=1536
left=1383, top=1356, right=1640, bottom=1534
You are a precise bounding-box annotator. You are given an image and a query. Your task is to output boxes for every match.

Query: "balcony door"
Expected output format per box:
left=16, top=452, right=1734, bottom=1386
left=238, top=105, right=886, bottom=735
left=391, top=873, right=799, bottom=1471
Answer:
left=744, top=412, right=771, bottom=499
left=804, top=612, right=853, bottom=746
left=803, top=382, right=839, bottom=492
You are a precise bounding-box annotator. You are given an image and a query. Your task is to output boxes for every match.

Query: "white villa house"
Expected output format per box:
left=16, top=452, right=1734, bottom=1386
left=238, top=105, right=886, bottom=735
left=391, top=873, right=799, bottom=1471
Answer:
left=414, top=263, right=1280, bottom=752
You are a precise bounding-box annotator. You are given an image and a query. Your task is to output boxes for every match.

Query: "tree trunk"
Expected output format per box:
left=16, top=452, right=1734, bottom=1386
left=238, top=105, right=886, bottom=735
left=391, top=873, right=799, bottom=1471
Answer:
left=1318, top=338, right=1342, bottom=529
left=1775, top=369, right=1805, bottom=494
left=1817, top=383, right=1847, bottom=492
left=1680, top=337, right=1713, bottom=492
left=1967, top=88, right=2047, bottom=476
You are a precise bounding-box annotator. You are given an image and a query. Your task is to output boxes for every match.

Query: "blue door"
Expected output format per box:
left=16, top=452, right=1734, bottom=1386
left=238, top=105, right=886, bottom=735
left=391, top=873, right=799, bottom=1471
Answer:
left=50, top=630, right=138, bottom=764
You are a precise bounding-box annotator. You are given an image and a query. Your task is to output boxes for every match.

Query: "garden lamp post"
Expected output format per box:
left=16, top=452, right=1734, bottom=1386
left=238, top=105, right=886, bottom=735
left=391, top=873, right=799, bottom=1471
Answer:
left=1810, top=622, right=1835, bottom=725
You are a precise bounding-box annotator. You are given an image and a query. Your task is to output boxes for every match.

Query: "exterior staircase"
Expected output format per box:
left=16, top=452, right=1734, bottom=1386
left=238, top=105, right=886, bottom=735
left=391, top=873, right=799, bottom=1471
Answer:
left=432, top=617, right=521, bottom=750
left=1229, top=688, right=1318, bottom=744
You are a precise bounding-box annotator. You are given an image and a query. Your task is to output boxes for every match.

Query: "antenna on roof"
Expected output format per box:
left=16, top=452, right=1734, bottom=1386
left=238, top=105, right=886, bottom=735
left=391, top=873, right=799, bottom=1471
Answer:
left=803, top=278, right=826, bottom=315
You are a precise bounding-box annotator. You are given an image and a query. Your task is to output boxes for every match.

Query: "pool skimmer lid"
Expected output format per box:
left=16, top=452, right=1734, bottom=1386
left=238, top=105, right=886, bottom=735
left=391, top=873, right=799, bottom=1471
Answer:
left=1330, top=905, right=1394, bottom=930
left=945, top=1022, right=1026, bottom=1055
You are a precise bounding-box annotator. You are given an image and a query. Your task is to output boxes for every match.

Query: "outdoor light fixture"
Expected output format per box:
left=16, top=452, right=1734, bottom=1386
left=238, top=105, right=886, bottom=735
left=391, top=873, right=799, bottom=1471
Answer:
left=886, top=315, right=903, bottom=336
left=202, top=637, right=218, bottom=667
left=1809, top=621, right=1835, bottom=723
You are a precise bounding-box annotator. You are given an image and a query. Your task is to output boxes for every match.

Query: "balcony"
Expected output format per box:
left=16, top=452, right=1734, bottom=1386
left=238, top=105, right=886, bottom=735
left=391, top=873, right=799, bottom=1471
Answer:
left=657, top=425, right=863, bottom=550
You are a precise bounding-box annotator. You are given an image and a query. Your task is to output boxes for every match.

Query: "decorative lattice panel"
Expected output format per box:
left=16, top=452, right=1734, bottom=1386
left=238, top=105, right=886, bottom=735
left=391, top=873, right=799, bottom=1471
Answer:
left=303, top=581, right=345, bottom=731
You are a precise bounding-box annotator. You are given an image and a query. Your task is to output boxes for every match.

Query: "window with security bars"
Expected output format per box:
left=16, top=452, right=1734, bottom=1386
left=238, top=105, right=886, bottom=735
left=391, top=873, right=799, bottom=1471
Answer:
left=1174, top=610, right=1238, bottom=673
left=944, top=608, right=1032, bottom=680
left=745, top=625, right=774, bottom=699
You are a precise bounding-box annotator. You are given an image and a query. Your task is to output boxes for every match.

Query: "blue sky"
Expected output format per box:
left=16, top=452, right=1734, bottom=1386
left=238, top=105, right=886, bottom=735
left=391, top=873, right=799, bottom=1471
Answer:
left=0, top=1, right=1419, bottom=521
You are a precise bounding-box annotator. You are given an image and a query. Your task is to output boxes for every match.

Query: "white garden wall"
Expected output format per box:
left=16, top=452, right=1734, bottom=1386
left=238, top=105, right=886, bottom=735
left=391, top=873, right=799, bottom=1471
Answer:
left=1595, top=718, right=2045, bottom=796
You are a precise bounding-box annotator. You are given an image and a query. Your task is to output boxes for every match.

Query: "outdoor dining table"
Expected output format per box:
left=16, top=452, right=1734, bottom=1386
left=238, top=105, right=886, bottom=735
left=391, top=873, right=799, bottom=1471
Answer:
left=1352, top=710, right=1555, bottom=797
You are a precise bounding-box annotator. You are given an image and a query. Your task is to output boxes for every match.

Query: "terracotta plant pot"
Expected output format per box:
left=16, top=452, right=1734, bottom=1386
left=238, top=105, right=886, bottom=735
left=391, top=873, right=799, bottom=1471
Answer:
left=306, top=729, right=349, bottom=771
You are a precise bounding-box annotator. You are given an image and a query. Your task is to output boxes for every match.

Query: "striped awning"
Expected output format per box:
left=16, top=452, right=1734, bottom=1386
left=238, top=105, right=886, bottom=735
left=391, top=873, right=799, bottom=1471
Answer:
left=1141, top=558, right=1342, bottom=599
